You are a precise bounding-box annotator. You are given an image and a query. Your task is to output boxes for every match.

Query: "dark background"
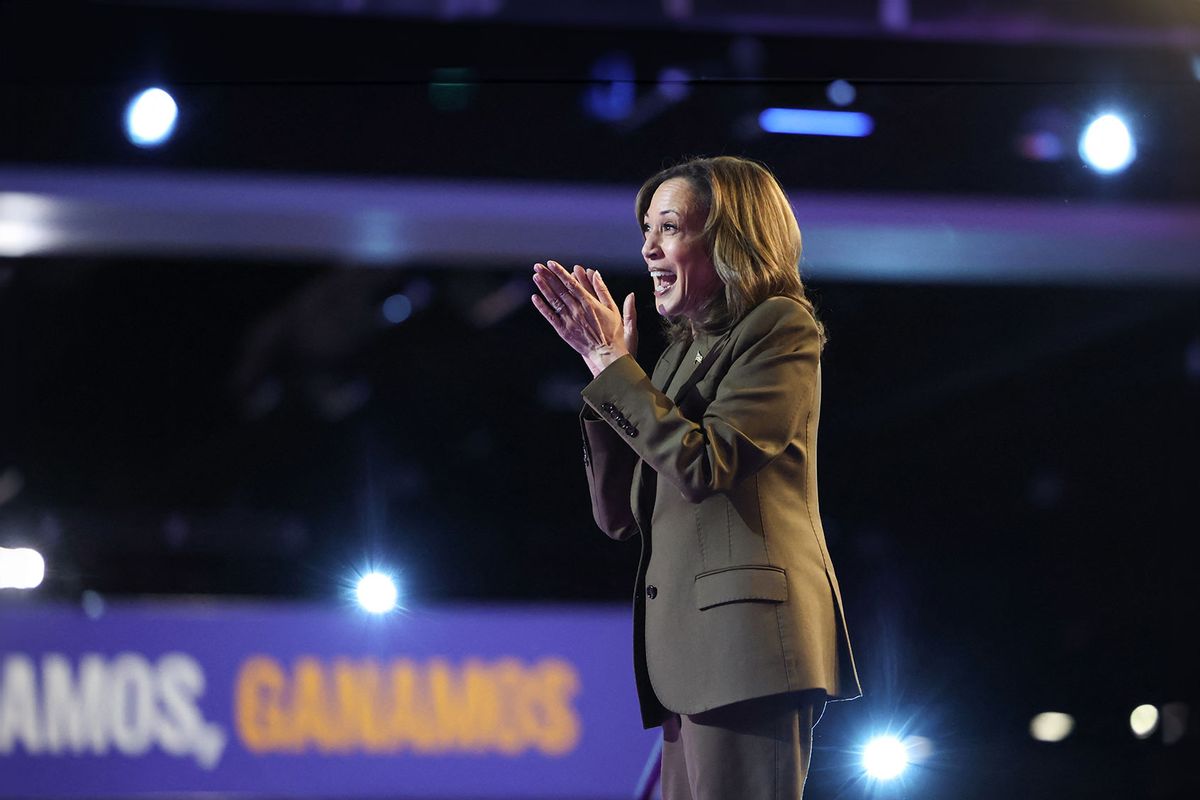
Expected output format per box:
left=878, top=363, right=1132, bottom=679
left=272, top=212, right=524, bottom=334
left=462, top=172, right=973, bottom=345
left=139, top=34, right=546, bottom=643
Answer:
left=1, top=1, right=1198, bottom=798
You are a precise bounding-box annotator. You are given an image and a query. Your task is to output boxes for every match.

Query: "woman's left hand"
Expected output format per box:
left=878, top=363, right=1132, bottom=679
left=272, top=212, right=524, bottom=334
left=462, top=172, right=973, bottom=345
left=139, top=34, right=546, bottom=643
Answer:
left=531, top=260, right=630, bottom=377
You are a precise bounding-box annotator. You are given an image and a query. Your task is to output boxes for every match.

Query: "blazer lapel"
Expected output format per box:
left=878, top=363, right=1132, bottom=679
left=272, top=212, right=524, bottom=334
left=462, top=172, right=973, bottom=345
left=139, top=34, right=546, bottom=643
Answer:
left=631, top=339, right=690, bottom=533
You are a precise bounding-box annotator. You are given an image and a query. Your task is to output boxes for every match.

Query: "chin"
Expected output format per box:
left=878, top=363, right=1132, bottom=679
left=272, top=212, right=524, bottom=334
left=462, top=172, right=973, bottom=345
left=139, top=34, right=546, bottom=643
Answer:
left=654, top=292, right=684, bottom=318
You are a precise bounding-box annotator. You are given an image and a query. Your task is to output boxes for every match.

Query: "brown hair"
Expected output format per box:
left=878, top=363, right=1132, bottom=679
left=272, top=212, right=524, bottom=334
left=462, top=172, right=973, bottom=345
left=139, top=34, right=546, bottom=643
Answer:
left=635, top=156, right=824, bottom=346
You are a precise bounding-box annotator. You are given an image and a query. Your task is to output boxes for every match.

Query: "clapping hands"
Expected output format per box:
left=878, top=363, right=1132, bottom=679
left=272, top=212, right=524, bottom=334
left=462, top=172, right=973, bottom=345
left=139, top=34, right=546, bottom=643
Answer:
left=531, top=260, right=638, bottom=378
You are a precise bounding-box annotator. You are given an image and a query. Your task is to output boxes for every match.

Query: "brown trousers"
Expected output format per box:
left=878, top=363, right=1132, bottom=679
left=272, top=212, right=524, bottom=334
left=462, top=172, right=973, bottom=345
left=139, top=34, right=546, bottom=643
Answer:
left=660, top=691, right=827, bottom=800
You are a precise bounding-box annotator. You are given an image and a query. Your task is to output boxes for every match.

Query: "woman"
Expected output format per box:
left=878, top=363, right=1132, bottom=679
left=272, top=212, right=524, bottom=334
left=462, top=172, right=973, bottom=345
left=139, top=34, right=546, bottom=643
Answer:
left=532, top=156, right=861, bottom=799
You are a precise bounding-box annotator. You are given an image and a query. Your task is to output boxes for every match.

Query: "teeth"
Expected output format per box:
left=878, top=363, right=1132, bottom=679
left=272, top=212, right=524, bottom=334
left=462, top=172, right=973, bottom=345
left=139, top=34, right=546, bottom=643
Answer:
left=650, top=270, right=676, bottom=297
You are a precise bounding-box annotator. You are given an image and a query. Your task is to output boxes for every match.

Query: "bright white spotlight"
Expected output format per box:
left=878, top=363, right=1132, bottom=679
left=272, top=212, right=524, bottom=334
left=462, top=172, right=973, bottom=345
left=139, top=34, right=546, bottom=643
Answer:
left=355, top=572, right=399, bottom=613
left=862, top=735, right=908, bottom=780
left=1130, top=704, right=1159, bottom=739
left=0, top=546, right=45, bottom=590
left=124, top=88, right=179, bottom=148
left=1079, top=113, right=1135, bottom=174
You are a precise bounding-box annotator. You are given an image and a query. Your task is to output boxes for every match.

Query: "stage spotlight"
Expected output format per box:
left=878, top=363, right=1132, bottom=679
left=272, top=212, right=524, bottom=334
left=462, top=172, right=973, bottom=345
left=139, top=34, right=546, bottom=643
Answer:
left=355, top=571, right=399, bottom=614
left=826, top=79, right=857, bottom=107
left=862, top=735, right=908, bottom=780
left=1079, top=113, right=1135, bottom=174
left=759, top=108, right=874, bottom=138
left=584, top=52, right=636, bottom=122
left=1130, top=704, right=1159, bottom=739
left=124, top=88, right=178, bottom=148
left=656, top=66, right=692, bottom=103
left=1030, top=711, right=1075, bottom=742
left=0, top=546, right=45, bottom=590
left=81, top=589, right=106, bottom=619
left=381, top=293, right=413, bottom=324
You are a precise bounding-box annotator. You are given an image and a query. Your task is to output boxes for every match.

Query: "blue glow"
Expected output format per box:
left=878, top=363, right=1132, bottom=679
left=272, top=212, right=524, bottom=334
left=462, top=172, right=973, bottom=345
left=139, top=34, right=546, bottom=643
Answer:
left=124, top=88, right=178, bottom=148
left=382, top=293, right=413, bottom=324
left=759, top=108, right=874, bottom=137
left=584, top=53, right=635, bottom=121
left=826, top=80, right=857, bottom=107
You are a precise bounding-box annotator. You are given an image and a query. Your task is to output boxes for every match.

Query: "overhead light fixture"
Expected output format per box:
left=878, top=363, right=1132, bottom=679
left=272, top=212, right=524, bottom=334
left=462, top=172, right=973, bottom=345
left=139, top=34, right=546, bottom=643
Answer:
left=758, top=108, right=874, bottom=138
left=124, top=87, right=179, bottom=148
left=1079, top=113, right=1135, bottom=174
left=0, top=546, right=45, bottom=590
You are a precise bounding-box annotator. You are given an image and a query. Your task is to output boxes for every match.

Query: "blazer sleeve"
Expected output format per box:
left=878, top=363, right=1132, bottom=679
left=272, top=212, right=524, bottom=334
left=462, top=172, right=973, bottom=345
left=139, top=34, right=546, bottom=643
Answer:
left=579, top=408, right=640, bottom=541
left=580, top=297, right=819, bottom=504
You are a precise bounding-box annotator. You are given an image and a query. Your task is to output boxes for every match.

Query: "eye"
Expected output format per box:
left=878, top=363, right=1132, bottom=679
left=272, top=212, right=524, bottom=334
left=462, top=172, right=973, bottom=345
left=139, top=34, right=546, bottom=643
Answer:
left=663, top=222, right=677, bottom=232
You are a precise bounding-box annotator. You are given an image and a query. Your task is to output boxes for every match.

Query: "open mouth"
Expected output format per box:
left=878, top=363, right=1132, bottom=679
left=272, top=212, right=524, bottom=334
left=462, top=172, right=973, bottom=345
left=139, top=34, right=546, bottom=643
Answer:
left=650, top=269, right=677, bottom=296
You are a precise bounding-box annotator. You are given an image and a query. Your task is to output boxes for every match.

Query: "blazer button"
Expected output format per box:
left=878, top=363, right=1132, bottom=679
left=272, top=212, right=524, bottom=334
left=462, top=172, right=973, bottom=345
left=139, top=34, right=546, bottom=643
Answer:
left=646, top=585, right=658, bottom=599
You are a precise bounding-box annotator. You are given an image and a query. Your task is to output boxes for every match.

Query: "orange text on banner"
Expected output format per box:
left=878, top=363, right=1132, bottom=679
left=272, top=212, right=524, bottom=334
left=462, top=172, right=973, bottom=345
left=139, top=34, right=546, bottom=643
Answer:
left=235, top=656, right=581, bottom=756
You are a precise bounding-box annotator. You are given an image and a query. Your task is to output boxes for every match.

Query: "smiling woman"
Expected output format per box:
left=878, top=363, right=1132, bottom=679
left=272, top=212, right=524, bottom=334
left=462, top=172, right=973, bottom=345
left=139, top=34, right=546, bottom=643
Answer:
left=640, top=177, right=723, bottom=321
left=635, top=156, right=825, bottom=346
left=531, top=155, right=861, bottom=800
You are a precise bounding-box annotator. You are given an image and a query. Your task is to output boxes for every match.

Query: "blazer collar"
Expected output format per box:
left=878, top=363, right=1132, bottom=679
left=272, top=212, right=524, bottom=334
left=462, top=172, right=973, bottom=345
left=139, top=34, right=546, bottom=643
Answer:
left=667, top=328, right=734, bottom=404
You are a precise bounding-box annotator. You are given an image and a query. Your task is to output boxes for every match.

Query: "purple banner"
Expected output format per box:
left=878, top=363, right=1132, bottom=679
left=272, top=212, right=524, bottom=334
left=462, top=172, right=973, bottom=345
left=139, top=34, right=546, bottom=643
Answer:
left=0, top=601, right=657, bottom=798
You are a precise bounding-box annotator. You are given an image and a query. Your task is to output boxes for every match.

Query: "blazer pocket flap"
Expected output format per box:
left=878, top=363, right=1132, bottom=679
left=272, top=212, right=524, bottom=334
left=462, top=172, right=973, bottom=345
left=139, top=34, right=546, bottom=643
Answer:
left=695, top=566, right=788, bottom=610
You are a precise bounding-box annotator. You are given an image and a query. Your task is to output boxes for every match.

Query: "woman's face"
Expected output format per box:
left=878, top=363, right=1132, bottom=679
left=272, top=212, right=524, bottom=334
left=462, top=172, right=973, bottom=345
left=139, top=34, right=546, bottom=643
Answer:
left=642, top=178, right=723, bottom=323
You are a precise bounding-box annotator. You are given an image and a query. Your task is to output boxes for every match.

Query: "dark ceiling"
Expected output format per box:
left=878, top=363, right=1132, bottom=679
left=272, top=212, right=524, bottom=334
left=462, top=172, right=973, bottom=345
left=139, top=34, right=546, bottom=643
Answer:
left=2, top=1, right=1199, bottom=203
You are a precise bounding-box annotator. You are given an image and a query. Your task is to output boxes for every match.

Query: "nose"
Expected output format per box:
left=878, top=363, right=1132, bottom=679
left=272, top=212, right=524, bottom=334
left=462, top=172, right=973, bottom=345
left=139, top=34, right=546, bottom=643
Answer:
left=642, top=231, right=661, bottom=263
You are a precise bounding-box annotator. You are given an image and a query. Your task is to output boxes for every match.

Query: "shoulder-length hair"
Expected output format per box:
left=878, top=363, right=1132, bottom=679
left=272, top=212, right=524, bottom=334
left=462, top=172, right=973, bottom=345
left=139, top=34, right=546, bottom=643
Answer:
left=635, top=155, right=825, bottom=347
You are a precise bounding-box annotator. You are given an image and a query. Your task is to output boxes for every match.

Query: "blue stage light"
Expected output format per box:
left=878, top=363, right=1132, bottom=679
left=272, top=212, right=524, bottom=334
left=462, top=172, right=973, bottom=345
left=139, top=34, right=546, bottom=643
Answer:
left=124, top=88, right=178, bottom=148
left=826, top=80, right=857, bottom=107
left=584, top=53, right=635, bottom=122
left=758, top=108, right=874, bottom=137
left=382, top=293, right=413, bottom=324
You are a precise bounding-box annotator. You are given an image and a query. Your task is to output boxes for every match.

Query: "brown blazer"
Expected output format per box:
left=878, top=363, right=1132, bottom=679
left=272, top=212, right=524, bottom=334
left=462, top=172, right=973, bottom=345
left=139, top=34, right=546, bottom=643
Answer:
left=579, top=296, right=862, bottom=729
